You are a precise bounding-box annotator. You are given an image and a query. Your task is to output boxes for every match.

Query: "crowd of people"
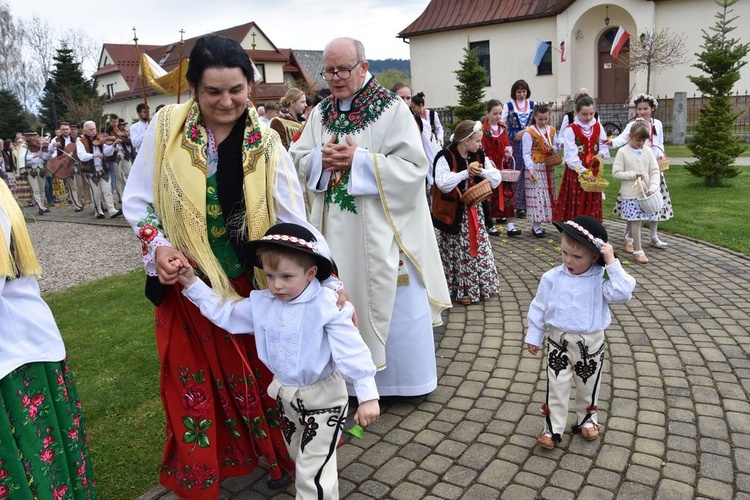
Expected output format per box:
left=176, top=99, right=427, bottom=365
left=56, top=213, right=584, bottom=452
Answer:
left=1, top=31, right=673, bottom=498
left=0, top=112, right=142, bottom=220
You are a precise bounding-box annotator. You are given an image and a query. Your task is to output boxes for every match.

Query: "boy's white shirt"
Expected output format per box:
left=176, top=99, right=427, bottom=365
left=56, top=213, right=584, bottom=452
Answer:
left=525, top=260, right=636, bottom=347
left=183, top=277, right=379, bottom=403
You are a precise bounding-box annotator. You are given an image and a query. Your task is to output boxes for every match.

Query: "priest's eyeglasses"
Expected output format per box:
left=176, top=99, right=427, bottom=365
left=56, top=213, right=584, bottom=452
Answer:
left=320, top=61, right=363, bottom=81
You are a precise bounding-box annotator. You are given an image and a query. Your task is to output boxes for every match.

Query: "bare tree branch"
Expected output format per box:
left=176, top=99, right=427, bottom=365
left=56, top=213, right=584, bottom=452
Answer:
left=0, top=4, right=26, bottom=93
left=615, top=28, right=690, bottom=92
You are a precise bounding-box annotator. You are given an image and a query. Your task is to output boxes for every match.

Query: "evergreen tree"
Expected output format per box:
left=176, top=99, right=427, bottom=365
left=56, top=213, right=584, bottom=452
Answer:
left=452, top=46, right=487, bottom=123
left=0, top=89, right=29, bottom=138
left=686, top=0, right=749, bottom=185
left=37, top=42, right=99, bottom=129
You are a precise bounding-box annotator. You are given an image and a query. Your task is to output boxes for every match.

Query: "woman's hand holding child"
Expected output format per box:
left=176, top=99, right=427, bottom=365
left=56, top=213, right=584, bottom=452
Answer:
left=169, top=258, right=198, bottom=287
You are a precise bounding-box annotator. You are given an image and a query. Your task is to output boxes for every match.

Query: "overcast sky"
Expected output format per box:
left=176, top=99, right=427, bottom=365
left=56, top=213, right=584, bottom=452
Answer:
left=4, top=0, right=431, bottom=60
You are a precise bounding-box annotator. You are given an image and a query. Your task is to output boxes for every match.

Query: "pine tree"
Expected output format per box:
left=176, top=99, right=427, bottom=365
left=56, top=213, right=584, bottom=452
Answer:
left=686, top=0, right=749, bottom=185
left=37, top=42, right=99, bottom=129
left=452, top=45, right=487, bottom=123
left=0, top=89, right=29, bottom=138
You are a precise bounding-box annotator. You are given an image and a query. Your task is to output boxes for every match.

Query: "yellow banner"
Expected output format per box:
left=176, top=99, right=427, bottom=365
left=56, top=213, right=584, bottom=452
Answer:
left=140, top=53, right=189, bottom=95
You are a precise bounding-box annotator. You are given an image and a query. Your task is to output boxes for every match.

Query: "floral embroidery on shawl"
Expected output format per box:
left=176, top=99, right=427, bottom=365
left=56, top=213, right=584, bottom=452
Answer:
left=181, top=99, right=265, bottom=175
left=318, top=78, right=399, bottom=136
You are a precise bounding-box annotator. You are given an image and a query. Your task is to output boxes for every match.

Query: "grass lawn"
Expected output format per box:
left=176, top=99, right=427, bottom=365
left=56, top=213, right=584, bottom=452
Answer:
left=598, top=162, right=749, bottom=255
left=663, top=143, right=750, bottom=158
left=45, top=270, right=163, bottom=500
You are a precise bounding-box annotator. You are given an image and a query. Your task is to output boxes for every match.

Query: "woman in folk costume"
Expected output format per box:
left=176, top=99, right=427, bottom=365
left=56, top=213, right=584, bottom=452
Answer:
left=522, top=102, right=559, bottom=237
left=0, top=180, right=97, bottom=499
left=500, top=79, right=535, bottom=219
left=122, top=35, right=342, bottom=499
left=481, top=99, right=516, bottom=236
left=608, top=94, right=673, bottom=250
left=553, top=95, right=610, bottom=222
left=432, top=120, right=502, bottom=305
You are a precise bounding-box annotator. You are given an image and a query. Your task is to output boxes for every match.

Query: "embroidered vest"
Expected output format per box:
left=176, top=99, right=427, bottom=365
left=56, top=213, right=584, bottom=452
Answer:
left=430, top=147, right=485, bottom=235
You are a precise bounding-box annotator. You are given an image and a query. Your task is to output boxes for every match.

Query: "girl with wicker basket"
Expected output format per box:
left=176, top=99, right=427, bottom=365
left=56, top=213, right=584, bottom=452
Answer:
left=482, top=100, right=520, bottom=237
left=607, top=94, right=673, bottom=249
left=553, top=96, right=610, bottom=222
left=522, top=102, right=559, bottom=237
left=611, top=122, right=661, bottom=264
left=431, top=120, right=502, bottom=305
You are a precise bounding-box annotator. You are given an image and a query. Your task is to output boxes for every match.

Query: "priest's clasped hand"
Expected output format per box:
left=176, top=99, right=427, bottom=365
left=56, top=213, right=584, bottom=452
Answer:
left=322, top=134, right=358, bottom=172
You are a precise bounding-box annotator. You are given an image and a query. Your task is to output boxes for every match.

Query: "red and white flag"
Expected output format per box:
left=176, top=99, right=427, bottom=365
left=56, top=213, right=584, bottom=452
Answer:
left=610, top=27, right=630, bottom=58
left=560, top=39, right=567, bottom=63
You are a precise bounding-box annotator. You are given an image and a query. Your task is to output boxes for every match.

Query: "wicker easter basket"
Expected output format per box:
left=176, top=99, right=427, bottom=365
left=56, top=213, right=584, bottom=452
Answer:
left=460, top=179, right=492, bottom=207
left=499, top=156, right=521, bottom=182
left=578, top=155, right=609, bottom=193
left=544, top=152, right=563, bottom=167
left=654, top=146, right=670, bottom=172
left=636, top=179, right=663, bottom=215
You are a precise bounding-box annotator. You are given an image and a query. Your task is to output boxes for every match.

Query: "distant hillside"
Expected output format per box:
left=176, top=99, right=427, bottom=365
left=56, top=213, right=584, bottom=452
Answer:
left=369, top=59, right=410, bottom=77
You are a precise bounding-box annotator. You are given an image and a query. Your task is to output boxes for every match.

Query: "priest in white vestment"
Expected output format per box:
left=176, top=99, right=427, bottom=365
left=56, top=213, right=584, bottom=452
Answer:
left=290, top=37, right=451, bottom=396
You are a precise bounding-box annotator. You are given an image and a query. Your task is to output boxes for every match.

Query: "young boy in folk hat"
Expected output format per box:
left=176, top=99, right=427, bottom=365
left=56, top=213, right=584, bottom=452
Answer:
left=174, top=222, right=379, bottom=498
left=525, top=215, right=636, bottom=449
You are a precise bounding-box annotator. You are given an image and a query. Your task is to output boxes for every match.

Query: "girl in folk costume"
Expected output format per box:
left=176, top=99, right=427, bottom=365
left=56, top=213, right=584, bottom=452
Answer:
left=0, top=180, right=97, bottom=499
left=611, top=121, right=661, bottom=264
left=432, top=120, right=502, bottom=305
left=500, top=79, right=535, bottom=218
left=482, top=99, right=518, bottom=237
left=608, top=94, right=673, bottom=249
left=553, top=95, right=610, bottom=222
left=523, top=103, right=558, bottom=237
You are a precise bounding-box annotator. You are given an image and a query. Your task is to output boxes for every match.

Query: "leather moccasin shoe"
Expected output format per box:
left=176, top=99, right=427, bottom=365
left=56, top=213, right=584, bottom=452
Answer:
left=537, top=432, right=555, bottom=449
left=581, top=424, right=600, bottom=441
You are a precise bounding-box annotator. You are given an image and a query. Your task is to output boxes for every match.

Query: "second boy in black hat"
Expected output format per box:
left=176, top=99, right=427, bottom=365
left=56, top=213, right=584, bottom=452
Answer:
left=175, top=222, right=379, bottom=497
left=524, top=215, right=636, bottom=449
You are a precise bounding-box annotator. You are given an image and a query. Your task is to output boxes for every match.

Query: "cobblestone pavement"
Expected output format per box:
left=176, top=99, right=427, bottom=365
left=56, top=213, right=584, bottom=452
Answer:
left=133, top=216, right=750, bottom=500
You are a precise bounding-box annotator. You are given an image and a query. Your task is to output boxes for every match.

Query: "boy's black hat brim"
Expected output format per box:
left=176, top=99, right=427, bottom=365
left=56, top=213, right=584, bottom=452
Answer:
left=553, top=216, right=614, bottom=267
left=246, top=223, right=332, bottom=281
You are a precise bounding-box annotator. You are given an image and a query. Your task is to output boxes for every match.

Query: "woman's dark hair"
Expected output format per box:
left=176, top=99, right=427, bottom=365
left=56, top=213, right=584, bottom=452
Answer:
left=314, top=88, right=332, bottom=106
left=186, top=34, right=255, bottom=88
left=486, top=99, right=502, bottom=113
left=413, top=113, right=424, bottom=134
left=510, top=79, right=531, bottom=99
left=412, top=92, right=426, bottom=107
left=575, top=95, right=595, bottom=112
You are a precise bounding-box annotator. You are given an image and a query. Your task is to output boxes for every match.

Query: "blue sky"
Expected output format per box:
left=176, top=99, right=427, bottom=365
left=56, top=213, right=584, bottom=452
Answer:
left=5, top=0, right=431, bottom=60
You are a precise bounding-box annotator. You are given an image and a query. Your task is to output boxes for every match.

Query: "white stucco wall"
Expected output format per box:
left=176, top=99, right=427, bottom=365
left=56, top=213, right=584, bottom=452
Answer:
left=407, top=0, right=750, bottom=108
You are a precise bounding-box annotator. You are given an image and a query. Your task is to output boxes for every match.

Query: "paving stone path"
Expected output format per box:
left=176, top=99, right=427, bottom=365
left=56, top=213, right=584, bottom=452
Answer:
left=134, top=216, right=750, bottom=500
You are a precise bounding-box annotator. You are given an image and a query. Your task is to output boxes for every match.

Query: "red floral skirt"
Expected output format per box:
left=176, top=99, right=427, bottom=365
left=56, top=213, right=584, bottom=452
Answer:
left=489, top=181, right=516, bottom=219
left=154, top=275, right=293, bottom=499
left=553, top=166, right=602, bottom=222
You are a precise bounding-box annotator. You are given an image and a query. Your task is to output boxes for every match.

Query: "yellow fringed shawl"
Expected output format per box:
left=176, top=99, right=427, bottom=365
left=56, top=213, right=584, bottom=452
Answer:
left=0, top=180, right=42, bottom=278
left=152, top=99, right=281, bottom=299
